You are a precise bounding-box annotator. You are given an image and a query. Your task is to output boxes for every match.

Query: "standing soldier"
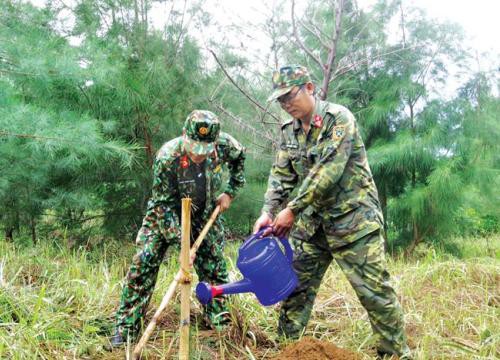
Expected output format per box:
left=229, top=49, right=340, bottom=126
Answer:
left=253, top=65, right=411, bottom=359
left=108, top=110, right=246, bottom=348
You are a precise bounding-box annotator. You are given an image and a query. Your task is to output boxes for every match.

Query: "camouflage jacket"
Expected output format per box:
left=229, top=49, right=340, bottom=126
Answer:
left=262, top=100, right=383, bottom=245
left=148, top=132, right=246, bottom=220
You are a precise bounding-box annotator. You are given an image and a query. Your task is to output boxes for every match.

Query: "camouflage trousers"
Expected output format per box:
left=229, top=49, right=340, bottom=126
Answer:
left=278, top=228, right=410, bottom=358
left=115, top=207, right=229, bottom=339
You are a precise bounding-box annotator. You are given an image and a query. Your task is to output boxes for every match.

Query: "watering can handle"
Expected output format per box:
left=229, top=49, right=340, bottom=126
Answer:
left=242, top=226, right=294, bottom=264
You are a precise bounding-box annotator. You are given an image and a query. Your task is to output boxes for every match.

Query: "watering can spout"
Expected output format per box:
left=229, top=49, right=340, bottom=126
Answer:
left=195, top=228, right=298, bottom=306
left=196, top=278, right=253, bottom=305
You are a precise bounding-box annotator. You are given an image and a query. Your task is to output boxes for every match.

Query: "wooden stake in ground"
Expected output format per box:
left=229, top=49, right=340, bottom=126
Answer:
left=179, top=198, right=191, bottom=360
left=132, top=205, right=221, bottom=360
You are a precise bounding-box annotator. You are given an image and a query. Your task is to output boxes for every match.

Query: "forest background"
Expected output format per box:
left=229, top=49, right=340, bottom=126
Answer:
left=0, top=0, right=498, bottom=358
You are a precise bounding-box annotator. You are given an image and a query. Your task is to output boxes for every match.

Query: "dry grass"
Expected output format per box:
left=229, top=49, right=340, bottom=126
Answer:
left=0, top=235, right=498, bottom=359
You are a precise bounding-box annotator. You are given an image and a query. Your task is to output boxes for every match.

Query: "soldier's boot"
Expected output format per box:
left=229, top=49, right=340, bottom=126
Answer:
left=201, top=295, right=231, bottom=330
left=104, top=331, right=125, bottom=351
left=376, top=349, right=413, bottom=360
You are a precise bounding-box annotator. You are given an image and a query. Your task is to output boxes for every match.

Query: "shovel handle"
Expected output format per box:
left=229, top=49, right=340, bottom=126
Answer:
left=190, top=205, right=220, bottom=258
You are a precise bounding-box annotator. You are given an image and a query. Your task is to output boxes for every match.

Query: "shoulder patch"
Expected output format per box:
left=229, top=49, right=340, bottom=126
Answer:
left=332, top=125, right=346, bottom=141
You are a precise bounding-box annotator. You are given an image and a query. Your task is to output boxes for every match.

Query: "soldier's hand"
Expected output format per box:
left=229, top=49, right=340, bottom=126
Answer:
left=253, top=213, right=273, bottom=234
left=272, top=207, right=295, bottom=237
left=216, top=193, right=232, bottom=213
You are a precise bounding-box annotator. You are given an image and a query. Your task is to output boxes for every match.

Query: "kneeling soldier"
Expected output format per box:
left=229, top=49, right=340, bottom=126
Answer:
left=109, top=110, right=246, bottom=348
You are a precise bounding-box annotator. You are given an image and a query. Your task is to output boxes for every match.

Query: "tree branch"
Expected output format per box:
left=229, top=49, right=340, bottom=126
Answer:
left=330, top=44, right=424, bottom=83
left=298, top=19, right=331, bottom=51
left=209, top=49, right=282, bottom=123
left=209, top=78, right=228, bottom=103
left=310, top=21, right=334, bottom=43
left=211, top=103, right=277, bottom=148
left=0, top=130, right=68, bottom=142
left=319, top=0, right=344, bottom=100
left=291, top=0, right=324, bottom=71
left=77, top=85, right=94, bottom=111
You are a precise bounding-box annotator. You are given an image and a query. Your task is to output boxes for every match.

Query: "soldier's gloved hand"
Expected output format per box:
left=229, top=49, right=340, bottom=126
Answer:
left=253, top=213, right=273, bottom=235
left=216, top=193, right=233, bottom=213
left=271, top=207, right=295, bottom=238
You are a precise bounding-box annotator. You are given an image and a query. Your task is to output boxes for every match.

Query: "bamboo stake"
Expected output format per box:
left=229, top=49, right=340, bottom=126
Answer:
left=132, top=205, right=221, bottom=359
left=179, top=198, right=191, bottom=360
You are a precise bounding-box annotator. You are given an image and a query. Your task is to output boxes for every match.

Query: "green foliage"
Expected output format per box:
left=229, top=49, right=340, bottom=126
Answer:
left=0, top=3, right=139, bottom=242
left=0, top=0, right=211, bottom=240
left=0, top=0, right=497, bottom=253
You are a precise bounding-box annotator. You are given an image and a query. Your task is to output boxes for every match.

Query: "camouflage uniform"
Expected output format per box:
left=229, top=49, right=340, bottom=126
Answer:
left=115, top=110, right=246, bottom=339
left=263, top=66, right=410, bottom=358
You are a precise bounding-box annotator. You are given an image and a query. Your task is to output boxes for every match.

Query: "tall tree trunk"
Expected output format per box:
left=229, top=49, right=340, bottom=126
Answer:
left=320, top=0, right=344, bottom=100
left=30, top=217, right=36, bottom=243
left=379, top=182, right=388, bottom=251
left=134, top=0, right=139, bottom=27
left=143, top=0, right=148, bottom=33
left=407, top=96, right=419, bottom=256
left=291, top=0, right=344, bottom=100
left=142, top=114, right=154, bottom=167
left=409, top=100, right=416, bottom=187
left=399, top=1, right=407, bottom=48
left=406, top=220, right=421, bottom=257
left=5, top=228, right=14, bottom=242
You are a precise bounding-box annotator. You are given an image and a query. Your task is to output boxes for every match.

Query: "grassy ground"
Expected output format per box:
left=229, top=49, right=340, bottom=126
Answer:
left=0, top=235, right=498, bottom=359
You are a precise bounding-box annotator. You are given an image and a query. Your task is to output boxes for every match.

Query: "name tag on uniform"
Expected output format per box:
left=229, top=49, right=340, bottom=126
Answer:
left=179, top=179, right=195, bottom=184
left=286, top=143, right=299, bottom=149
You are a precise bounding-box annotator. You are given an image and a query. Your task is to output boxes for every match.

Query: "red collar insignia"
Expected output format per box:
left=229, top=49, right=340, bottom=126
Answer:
left=313, top=114, right=323, bottom=128
left=180, top=155, right=189, bottom=169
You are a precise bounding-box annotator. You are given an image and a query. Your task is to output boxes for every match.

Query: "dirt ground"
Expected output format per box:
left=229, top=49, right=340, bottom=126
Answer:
left=271, top=337, right=362, bottom=360
left=99, top=310, right=365, bottom=360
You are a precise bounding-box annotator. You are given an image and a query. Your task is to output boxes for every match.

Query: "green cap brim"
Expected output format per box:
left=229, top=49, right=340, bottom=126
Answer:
left=184, top=136, right=215, bottom=155
left=267, top=85, right=294, bottom=102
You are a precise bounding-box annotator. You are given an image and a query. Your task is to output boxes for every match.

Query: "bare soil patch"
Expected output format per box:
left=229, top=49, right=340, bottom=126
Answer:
left=271, top=337, right=362, bottom=360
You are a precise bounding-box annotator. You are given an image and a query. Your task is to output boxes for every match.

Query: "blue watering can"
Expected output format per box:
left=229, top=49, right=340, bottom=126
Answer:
left=196, top=228, right=298, bottom=306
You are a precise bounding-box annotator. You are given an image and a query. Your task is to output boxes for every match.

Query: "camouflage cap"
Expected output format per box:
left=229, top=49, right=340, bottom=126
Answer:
left=267, top=65, right=312, bottom=102
left=183, top=110, right=221, bottom=155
